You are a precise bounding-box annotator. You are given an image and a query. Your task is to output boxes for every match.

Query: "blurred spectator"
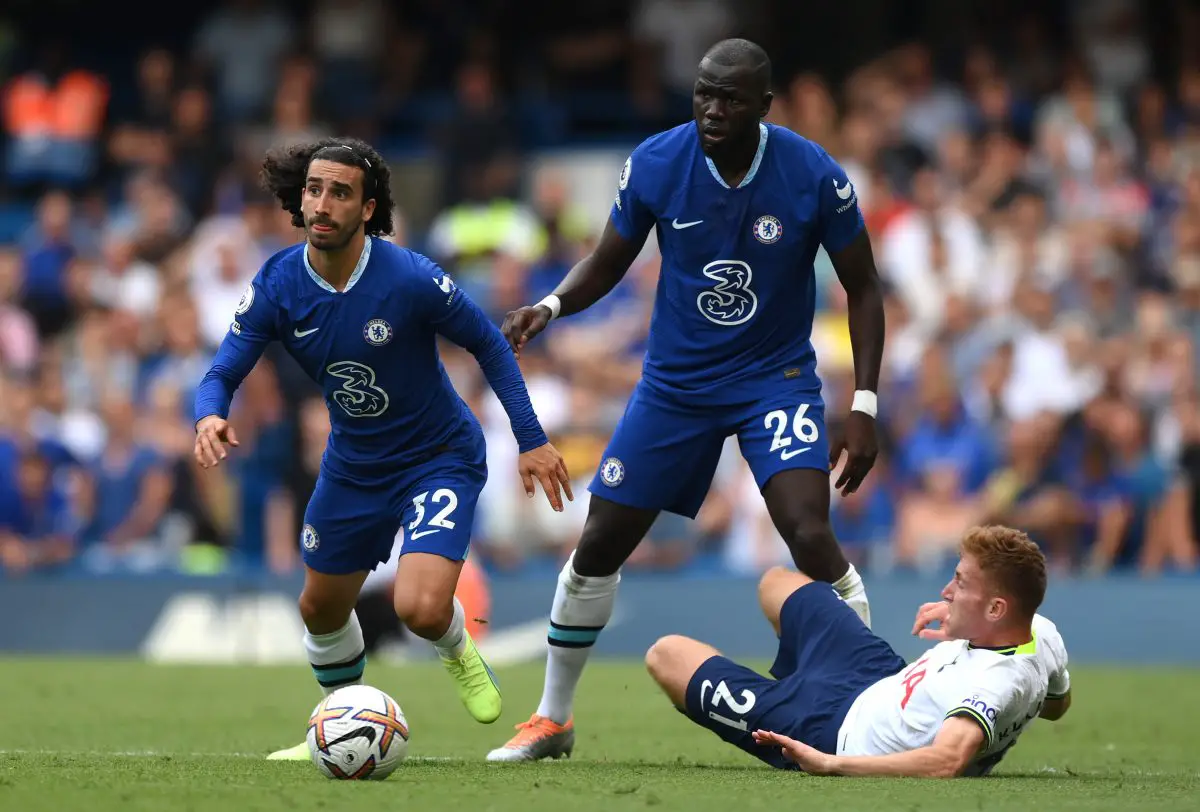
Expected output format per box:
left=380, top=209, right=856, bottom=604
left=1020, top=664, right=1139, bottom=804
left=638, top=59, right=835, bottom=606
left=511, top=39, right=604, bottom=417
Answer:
left=0, top=248, right=38, bottom=373
left=0, top=448, right=76, bottom=575
left=630, top=0, right=735, bottom=117
left=105, top=48, right=177, bottom=184
left=20, top=190, right=78, bottom=336
left=434, top=59, right=522, bottom=209
left=192, top=0, right=297, bottom=122
left=77, top=393, right=174, bottom=573
left=3, top=42, right=108, bottom=189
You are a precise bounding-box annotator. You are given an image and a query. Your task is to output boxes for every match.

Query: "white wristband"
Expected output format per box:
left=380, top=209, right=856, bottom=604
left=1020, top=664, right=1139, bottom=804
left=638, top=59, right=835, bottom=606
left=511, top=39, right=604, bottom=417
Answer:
left=851, top=390, right=878, bottom=418
left=537, top=294, right=561, bottom=320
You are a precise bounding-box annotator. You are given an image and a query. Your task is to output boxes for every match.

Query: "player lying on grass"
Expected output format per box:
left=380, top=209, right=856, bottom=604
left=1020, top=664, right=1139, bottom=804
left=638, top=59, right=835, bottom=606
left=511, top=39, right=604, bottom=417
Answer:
left=646, top=525, right=1071, bottom=777
left=192, top=137, right=572, bottom=760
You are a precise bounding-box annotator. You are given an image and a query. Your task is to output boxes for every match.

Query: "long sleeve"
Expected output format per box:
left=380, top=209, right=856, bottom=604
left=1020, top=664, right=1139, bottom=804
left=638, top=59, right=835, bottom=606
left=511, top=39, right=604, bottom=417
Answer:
left=417, top=262, right=548, bottom=453
left=193, top=275, right=278, bottom=426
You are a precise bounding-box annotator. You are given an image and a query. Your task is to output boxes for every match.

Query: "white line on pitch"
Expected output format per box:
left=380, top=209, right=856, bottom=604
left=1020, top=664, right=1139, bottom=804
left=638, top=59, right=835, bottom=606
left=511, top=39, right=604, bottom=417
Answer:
left=0, top=749, right=457, bottom=762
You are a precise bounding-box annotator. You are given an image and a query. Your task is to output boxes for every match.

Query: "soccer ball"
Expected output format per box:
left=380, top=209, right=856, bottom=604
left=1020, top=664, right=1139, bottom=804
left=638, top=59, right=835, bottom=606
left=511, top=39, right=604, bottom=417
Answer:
left=306, top=685, right=409, bottom=780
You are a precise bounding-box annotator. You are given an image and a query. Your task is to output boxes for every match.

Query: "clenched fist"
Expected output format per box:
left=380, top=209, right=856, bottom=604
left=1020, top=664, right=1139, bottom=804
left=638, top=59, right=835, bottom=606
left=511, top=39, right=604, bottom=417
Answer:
left=501, top=303, right=554, bottom=359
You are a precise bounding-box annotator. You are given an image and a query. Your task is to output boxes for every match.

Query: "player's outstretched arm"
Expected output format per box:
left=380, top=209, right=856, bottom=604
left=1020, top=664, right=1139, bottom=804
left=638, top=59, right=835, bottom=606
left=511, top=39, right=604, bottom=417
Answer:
left=193, top=278, right=277, bottom=469
left=423, top=265, right=574, bottom=511
left=501, top=219, right=645, bottom=358
left=827, top=231, right=886, bottom=496
left=754, top=716, right=983, bottom=778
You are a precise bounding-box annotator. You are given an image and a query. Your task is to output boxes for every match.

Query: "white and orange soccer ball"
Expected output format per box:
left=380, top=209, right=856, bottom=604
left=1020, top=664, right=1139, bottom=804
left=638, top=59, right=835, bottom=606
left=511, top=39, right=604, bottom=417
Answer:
left=306, top=685, right=410, bottom=780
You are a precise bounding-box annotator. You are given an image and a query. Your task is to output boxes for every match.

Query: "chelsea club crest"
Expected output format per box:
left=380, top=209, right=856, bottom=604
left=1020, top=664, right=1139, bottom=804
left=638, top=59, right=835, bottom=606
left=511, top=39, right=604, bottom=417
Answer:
left=301, top=524, right=320, bottom=551
left=752, top=215, right=783, bottom=244
left=363, top=318, right=393, bottom=346
left=600, top=457, right=625, bottom=487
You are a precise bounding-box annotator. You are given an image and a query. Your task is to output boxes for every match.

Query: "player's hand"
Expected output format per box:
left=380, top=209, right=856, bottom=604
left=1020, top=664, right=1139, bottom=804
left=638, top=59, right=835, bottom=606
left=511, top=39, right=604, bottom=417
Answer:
left=752, top=730, right=837, bottom=775
left=912, top=600, right=952, bottom=641
left=501, top=304, right=553, bottom=359
left=194, top=415, right=239, bottom=469
left=830, top=410, right=878, bottom=496
left=518, top=442, right=574, bottom=512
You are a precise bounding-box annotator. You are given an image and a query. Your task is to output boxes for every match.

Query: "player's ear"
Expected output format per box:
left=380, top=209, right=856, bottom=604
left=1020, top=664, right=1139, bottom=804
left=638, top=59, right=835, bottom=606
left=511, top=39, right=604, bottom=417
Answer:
left=760, top=91, right=773, bottom=119
left=361, top=196, right=377, bottom=223
left=987, top=596, right=1007, bottom=623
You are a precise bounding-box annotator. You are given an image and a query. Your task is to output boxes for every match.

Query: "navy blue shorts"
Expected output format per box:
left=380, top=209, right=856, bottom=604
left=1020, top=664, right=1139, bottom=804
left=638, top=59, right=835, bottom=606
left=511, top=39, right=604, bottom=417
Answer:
left=683, top=582, right=906, bottom=769
left=589, top=381, right=830, bottom=519
left=301, top=441, right=487, bottom=575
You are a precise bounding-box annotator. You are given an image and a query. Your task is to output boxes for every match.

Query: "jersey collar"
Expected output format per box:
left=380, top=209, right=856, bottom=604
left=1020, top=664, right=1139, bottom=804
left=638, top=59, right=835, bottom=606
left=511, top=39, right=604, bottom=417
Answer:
left=704, top=122, right=769, bottom=190
left=967, top=631, right=1037, bottom=656
left=303, top=235, right=373, bottom=294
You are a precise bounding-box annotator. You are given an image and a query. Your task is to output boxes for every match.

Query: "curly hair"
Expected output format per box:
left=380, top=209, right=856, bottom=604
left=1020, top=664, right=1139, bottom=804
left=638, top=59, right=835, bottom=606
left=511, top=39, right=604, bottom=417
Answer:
left=259, top=136, right=396, bottom=236
left=961, top=525, right=1047, bottom=618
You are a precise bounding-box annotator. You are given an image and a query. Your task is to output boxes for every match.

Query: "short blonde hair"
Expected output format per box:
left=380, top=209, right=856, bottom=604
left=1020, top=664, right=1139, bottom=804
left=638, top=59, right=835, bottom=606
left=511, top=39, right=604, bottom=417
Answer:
left=960, top=525, right=1047, bottom=617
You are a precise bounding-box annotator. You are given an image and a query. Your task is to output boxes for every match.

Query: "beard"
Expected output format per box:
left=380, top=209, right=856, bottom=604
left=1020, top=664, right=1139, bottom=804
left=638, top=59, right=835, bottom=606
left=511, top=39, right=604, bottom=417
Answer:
left=306, top=215, right=361, bottom=250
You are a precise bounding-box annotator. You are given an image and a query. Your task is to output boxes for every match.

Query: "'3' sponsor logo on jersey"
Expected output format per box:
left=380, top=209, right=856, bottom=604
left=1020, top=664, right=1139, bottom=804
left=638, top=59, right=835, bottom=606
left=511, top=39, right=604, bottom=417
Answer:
left=326, top=361, right=389, bottom=418
left=697, top=260, right=757, bottom=326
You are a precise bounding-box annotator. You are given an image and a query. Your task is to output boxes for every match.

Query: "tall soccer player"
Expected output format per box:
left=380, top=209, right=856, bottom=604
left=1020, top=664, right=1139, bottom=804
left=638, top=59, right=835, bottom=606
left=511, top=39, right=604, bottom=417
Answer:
left=192, top=137, right=573, bottom=760
left=488, top=39, right=885, bottom=762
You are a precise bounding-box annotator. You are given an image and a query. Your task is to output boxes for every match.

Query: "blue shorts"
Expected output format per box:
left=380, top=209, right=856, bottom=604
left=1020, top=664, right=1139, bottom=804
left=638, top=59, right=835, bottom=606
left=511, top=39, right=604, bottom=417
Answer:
left=683, top=583, right=906, bottom=769
left=301, top=442, right=487, bottom=575
left=589, top=382, right=830, bottom=518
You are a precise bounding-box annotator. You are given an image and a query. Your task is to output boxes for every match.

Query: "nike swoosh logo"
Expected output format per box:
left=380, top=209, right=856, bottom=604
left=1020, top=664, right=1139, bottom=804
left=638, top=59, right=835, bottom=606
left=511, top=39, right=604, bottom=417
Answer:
left=672, top=218, right=703, bottom=229
left=294, top=327, right=320, bottom=338
left=409, top=529, right=440, bottom=540
left=779, top=447, right=812, bottom=460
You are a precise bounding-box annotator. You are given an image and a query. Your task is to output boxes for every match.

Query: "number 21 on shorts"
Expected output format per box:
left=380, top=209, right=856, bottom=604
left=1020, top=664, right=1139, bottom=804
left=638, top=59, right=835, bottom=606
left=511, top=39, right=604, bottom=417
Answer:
left=408, top=489, right=458, bottom=541
left=764, top=404, right=820, bottom=460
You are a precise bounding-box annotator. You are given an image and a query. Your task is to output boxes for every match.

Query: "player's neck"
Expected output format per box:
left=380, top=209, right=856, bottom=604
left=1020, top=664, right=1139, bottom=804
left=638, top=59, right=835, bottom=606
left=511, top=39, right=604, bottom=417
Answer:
left=967, top=621, right=1033, bottom=651
left=307, top=230, right=366, bottom=292
left=709, top=134, right=760, bottom=188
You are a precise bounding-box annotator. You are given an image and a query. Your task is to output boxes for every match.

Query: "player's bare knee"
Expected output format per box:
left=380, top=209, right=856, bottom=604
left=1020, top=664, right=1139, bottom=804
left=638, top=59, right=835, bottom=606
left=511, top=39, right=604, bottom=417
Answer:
left=297, top=590, right=348, bottom=635
left=758, top=566, right=812, bottom=630
left=393, top=589, right=451, bottom=638
left=645, top=635, right=691, bottom=696
left=645, top=635, right=682, bottom=678
left=646, top=634, right=717, bottom=705
left=789, top=519, right=834, bottom=552
left=572, top=498, right=656, bottom=576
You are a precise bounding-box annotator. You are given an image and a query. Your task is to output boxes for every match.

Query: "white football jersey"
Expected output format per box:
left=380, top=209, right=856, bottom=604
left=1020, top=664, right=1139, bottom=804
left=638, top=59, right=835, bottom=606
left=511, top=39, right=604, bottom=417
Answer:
left=836, top=614, right=1070, bottom=776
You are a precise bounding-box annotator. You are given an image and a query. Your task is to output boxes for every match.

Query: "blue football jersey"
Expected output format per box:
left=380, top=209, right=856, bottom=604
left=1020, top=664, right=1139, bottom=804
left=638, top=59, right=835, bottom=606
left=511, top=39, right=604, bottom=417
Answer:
left=610, top=122, right=865, bottom=407
left=194, top=237, right=547, bottom=485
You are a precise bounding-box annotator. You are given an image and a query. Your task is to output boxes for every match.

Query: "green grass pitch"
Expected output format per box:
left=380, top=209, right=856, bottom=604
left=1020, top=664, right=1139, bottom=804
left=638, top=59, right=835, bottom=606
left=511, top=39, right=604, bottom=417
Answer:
left=0, top=658, right=1197, bottom=811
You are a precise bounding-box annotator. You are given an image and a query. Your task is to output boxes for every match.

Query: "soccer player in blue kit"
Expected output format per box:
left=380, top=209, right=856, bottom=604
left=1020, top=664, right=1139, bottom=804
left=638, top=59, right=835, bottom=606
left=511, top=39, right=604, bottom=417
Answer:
left=191, top=138, right=574, bottom=760
left=488, top=39, right=887, bottom=762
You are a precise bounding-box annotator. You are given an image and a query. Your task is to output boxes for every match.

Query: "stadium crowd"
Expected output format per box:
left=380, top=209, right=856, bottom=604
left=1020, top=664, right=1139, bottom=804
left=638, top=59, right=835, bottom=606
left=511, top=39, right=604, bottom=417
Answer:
left=1, top=0, right=1199, bottom=579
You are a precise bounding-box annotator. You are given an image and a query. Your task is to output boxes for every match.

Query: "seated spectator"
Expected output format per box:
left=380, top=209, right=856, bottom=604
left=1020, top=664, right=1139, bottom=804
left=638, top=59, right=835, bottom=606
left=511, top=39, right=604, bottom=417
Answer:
left=1097, top=402, right=1197, bottom=573
left=0, top=447, right=77, bottom=575
left=978, top=416, right=1081, bottom=571
left=77, top=394, right=174, bottom=573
